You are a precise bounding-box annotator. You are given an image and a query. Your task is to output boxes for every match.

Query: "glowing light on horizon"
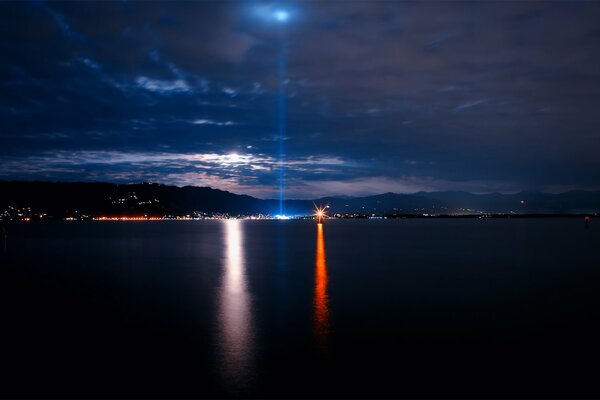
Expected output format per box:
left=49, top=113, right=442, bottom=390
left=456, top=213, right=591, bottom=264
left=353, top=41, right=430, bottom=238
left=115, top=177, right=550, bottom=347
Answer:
left=314, top=205, right=328, bottom=223
left=95, top=216, right=164, bottom=221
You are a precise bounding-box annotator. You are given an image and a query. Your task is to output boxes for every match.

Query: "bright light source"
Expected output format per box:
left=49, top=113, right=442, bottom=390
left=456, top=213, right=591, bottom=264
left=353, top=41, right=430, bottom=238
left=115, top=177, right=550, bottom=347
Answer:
left=217, top=153, right=252, bottom=166
left=274, top=10, right=289, bottom=22
left=275, top=214, right=290, bottom=220
left=226, top=153, right=241, bottom=163
left=251, top=5, right=294, bottom=24
left=314, top=206, right=327, bottom=221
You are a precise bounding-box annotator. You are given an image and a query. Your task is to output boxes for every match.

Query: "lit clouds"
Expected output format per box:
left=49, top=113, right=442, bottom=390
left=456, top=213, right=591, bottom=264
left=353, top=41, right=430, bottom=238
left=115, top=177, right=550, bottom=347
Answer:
left=453, top=99, right=488, bottom=112
left=0, top=149, right=577, bottom=198
left=135, top=76, right=191, bottom=94
left=0, top=150, right=355, bottom=197
left=192, top=119, right=237, bottom=126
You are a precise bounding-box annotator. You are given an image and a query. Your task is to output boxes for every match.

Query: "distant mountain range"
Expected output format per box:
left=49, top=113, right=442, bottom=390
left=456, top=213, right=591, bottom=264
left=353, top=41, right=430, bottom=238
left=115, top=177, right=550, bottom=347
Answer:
left=1, top=180, right=599, bottom=219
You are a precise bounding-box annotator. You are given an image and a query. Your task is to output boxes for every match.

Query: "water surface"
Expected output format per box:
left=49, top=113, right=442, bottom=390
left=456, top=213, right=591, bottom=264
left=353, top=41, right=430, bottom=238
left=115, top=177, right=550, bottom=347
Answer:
left=2, top=219, right=599, bottom=398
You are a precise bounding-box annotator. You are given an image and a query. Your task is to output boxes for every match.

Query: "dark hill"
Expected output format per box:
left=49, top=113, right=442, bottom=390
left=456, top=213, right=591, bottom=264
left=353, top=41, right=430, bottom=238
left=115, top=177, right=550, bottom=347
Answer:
left=1, top=180, right=599, bottom=218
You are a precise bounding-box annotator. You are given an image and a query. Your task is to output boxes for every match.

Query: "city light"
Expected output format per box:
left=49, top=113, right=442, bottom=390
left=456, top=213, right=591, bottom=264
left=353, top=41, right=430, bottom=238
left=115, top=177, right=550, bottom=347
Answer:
left=314, top=205, right=327, bottom=224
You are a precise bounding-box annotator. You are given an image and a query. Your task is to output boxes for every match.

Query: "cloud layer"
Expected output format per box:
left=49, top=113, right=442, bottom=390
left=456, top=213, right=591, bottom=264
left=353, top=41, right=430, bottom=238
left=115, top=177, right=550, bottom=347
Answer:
left=1, top=1, right=600, bottom=198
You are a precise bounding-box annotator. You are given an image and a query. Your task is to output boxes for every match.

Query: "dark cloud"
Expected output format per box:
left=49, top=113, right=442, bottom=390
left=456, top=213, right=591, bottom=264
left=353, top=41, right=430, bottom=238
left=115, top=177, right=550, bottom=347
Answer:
left=1, top=0, right=599, bottom=198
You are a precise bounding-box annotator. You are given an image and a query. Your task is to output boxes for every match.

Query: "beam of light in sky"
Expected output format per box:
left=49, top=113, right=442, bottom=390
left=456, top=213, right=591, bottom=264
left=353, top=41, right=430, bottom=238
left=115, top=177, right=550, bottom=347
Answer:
left=252, top=4, right=292, bottom=214
left=278, top=37, right=286, bottom=216
left=217, top=219, right=254, bottom=388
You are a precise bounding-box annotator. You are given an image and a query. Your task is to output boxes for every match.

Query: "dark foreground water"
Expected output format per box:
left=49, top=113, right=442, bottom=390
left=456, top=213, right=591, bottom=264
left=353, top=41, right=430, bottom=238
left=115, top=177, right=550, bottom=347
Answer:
left=1, top=219, right=599, bottom=398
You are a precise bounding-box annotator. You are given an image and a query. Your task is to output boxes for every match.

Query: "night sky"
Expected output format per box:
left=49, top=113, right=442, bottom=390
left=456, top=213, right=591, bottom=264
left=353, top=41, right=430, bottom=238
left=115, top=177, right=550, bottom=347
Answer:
left=2, top=1, right=600, bottom=199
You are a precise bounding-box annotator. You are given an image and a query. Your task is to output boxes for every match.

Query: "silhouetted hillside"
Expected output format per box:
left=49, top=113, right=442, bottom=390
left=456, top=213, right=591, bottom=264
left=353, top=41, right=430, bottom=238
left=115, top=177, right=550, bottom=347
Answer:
left=1, top=180, right=599, bottom=219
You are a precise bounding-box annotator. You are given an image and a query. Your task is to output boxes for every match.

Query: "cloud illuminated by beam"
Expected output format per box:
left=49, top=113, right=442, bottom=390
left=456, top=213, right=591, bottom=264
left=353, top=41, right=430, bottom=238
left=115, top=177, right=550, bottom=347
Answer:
left=135, top=76, right=191, bottom=94
left=0, top=150, right=530, bottom=198
left=192, top=119, right=237, bottom=126
left=0, top=150, right=347, bottom=174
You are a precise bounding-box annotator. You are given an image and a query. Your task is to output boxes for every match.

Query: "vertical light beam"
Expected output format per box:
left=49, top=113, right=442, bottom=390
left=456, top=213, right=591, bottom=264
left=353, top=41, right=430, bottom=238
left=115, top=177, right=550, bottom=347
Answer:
left=278, top=36, right=286, bottom=216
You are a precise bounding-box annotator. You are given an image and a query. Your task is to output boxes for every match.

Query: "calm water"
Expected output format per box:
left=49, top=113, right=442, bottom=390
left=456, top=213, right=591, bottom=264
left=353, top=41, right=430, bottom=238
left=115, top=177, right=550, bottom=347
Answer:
left=1, top=219, right=599, bottom=398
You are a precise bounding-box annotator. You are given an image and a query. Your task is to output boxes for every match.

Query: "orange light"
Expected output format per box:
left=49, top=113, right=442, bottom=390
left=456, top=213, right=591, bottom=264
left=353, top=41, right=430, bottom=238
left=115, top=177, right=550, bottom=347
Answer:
left=314, top=206, right=327, bottom=221
left=314, top=223, right=329, bottom=350
left=94, top=216, right=163, bottom=221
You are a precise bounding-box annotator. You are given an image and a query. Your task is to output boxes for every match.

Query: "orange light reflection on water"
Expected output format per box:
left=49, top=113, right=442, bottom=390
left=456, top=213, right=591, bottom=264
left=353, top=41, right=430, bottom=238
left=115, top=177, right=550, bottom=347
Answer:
left=314, top=223, right=330, bottom=350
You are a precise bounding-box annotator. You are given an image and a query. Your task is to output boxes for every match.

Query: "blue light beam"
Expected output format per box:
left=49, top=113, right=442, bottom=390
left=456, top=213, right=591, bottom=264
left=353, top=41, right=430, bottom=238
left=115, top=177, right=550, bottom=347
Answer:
left=252, top=4, right=291, bottom=217
left=278, top=33, right=286, bottom=216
